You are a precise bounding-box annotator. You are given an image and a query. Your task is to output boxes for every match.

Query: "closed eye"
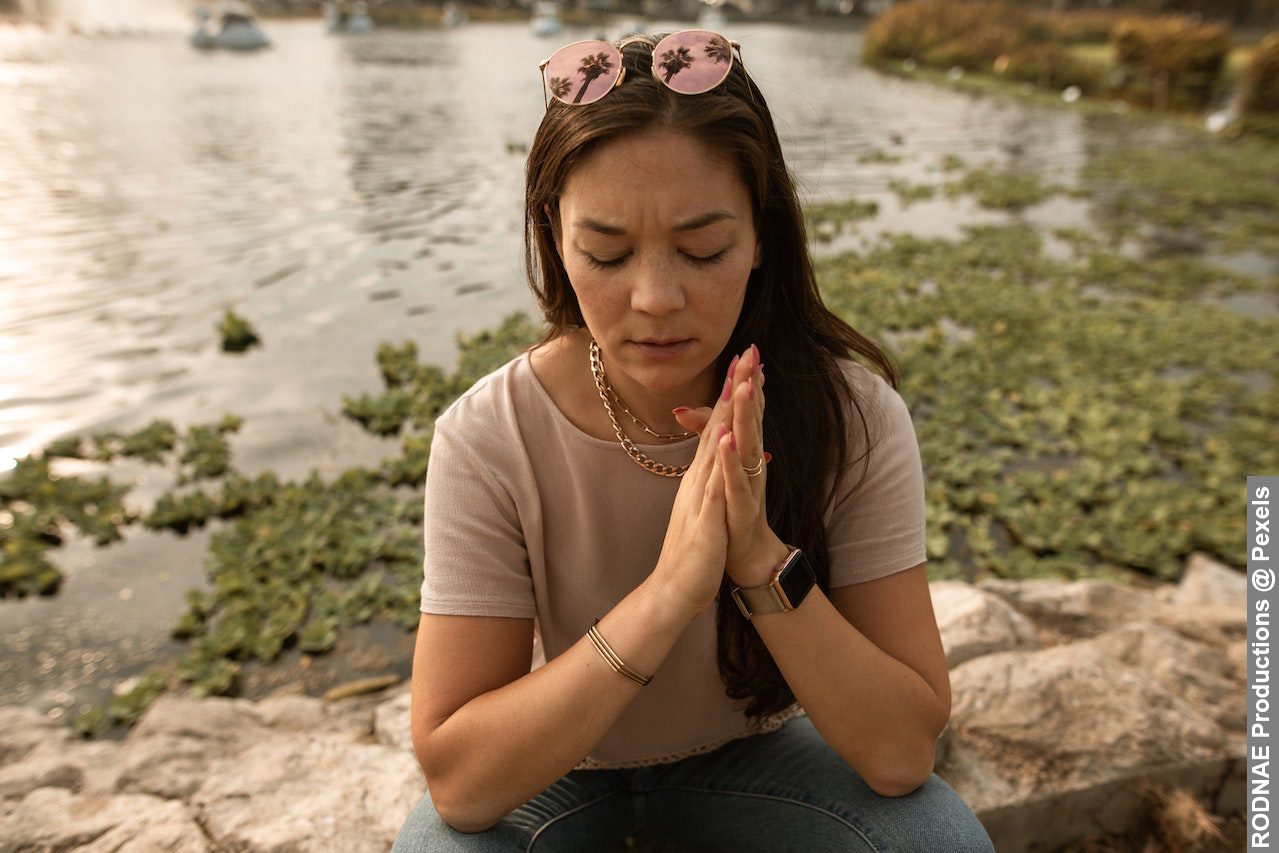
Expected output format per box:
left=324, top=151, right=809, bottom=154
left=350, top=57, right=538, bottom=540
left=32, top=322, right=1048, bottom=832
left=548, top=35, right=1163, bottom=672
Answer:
left=582, top=249, right=730, bottom=271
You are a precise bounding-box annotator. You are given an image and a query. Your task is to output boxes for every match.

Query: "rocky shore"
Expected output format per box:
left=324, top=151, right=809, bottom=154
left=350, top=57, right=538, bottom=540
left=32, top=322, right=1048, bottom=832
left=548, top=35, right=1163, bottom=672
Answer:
left=0, top=553, right=1244, bottom=851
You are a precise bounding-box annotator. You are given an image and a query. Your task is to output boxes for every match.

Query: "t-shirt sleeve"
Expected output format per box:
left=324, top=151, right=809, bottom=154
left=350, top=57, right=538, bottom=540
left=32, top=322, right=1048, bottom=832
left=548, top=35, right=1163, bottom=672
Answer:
left=825, top=375, right=928, bottom=587
left=419, top=408, right=536, bottom=618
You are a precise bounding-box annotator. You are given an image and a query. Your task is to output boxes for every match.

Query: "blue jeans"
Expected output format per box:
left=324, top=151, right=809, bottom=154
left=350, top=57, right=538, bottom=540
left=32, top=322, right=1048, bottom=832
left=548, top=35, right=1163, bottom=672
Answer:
left=392, top=715, right=995, bottom=852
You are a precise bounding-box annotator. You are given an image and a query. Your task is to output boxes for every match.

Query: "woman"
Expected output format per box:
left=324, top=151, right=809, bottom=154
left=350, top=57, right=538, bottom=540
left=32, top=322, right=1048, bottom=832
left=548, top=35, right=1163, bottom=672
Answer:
left=393, top=30, right=995, bottom=852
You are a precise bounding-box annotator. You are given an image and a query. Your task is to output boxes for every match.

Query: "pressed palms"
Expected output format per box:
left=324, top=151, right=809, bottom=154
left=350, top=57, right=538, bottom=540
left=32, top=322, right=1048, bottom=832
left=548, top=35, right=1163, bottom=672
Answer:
left=572, top=52, right=614, bottom=104
left=658, top=45, right=693, bottom=83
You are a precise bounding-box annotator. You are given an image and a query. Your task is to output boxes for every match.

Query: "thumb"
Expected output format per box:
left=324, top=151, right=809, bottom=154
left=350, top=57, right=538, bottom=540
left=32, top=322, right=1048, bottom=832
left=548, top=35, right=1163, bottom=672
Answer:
left=673, top=406, right=714, bottom=434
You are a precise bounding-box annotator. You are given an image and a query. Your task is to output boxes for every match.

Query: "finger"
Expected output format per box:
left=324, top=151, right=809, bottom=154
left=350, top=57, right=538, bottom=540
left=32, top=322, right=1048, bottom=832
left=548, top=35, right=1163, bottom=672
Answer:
left=673, top=406, right=712, bottom=436
left=691, top=375, right=732, bottom=472
left=722, top=423, right=753, bottom=529
left=700, top=428, right=728, bottom=519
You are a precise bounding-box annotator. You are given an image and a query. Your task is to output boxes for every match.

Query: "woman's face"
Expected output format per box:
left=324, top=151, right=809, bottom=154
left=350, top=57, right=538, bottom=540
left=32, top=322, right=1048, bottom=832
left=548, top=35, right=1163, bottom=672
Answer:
left=551, top=128, right=762, bottom=396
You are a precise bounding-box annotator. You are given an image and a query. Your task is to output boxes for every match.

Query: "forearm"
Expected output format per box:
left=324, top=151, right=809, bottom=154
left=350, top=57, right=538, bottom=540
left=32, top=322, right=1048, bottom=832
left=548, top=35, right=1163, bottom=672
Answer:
left=425, top=573, right=695, bottom=832
left=744, top=544, right=946, bottom=795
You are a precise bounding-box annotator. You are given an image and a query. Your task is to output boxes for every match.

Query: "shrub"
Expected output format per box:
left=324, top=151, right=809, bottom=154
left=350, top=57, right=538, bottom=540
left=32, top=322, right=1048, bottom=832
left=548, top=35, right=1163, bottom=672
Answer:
left=863, top=0, right=1039, bottom=67
left=998, top=44, right=1103, bottom=93
left=1244, top=32, right=1279, bottom=113
left=1041, top=9, right=1128, bottom=44
left=1111, top=15, right=1231, bottom=109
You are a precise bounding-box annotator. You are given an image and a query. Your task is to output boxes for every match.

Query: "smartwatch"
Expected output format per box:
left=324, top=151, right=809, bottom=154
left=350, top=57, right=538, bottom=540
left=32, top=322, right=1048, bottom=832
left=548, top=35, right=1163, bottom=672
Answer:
left=730, top=547, right=816, bottom=620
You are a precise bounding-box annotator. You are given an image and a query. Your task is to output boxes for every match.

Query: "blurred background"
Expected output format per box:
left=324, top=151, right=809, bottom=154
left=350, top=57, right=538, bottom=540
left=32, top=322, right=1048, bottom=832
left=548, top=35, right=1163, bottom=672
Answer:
left=0, top=0, right=1274, bottom=827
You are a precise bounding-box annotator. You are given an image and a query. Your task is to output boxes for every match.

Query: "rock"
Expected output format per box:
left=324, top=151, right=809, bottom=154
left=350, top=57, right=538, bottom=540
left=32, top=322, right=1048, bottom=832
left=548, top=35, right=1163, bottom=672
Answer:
left=0, top=787, right=205, bottom=852
left=129, top=694, right=269, bottom=749
left=930, top=581, right=1040, bottom=667
left=192, top=736, right=422, bottom=852
left=0, top=705, right=69, bottom=766
left=1166, top=552, right=1245, bottom=608
left=973, top=577, right=1155, bottom=641
left=0, top=572, right=1248, bottom=852
left=374, top=686, right=414, bottom=753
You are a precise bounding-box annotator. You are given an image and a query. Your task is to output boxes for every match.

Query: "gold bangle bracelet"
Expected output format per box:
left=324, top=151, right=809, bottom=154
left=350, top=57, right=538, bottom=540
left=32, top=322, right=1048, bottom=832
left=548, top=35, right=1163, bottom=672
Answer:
left=588, top=618, right=652, bottom=686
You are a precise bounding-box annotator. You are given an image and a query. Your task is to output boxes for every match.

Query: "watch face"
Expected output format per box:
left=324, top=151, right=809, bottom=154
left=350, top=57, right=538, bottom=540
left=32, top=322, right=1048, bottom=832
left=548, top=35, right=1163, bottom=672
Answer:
left=778, top=550, right=815, bottom=608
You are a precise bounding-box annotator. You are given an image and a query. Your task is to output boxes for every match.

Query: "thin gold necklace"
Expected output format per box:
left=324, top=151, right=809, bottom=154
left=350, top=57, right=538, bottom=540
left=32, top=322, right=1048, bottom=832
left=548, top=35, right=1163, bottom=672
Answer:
left=589, top=338, right=696, bottom=478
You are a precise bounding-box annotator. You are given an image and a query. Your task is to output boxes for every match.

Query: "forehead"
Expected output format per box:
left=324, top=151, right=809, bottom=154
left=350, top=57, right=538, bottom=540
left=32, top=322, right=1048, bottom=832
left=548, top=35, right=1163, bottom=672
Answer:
left=560, top=130, right=750, bottom=225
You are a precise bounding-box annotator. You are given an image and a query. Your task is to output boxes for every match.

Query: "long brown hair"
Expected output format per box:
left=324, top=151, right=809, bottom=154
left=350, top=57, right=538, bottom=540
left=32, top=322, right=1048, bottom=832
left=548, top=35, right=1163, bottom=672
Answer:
left=522, top=33, right=900, bottom=723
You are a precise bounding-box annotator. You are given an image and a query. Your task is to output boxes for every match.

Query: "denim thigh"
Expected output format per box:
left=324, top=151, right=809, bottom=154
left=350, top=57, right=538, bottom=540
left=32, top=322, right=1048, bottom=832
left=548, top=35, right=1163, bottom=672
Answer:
left=391, top=768, right=635, bottom=853
left=634, top=715, right=996, bottom=853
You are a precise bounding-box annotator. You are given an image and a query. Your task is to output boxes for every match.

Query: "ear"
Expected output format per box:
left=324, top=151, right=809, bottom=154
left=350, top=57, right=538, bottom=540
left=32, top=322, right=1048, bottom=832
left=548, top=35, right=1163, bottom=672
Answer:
left=544, top=202, right=563, bottom=258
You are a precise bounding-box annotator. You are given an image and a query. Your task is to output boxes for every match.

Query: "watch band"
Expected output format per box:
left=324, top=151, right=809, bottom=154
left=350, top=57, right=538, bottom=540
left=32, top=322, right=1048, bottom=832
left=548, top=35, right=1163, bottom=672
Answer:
left=730, top=547, right=816, bottom=620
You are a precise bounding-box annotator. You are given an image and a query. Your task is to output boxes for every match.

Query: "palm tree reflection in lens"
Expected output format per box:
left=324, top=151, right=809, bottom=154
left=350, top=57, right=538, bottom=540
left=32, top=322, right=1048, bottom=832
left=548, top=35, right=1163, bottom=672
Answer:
left=572, top=51, right=615, bottom=104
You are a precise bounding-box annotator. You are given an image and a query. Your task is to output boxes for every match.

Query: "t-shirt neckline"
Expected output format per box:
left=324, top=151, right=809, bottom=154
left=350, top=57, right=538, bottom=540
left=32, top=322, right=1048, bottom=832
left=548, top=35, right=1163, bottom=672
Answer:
left=518, top=349, right=702, bottom=453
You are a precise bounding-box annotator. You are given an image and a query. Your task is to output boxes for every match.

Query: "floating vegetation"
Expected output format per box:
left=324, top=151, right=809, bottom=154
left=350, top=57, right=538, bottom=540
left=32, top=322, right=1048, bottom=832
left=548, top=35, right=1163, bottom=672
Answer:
left=803, top=198, right=880, bottom=243
left=943, top=167, right=1069, bottom=210
left=1082, top=121, right=1279, bottom=255
left=858, top=148, right=904, bottom=165
left=3, top=311, right=544, bottom=733
left=219, top=309, right=261, bottom=353
left=888, top=179, right=938, bottom=205
left=818, top=222, right=1276, bottom=583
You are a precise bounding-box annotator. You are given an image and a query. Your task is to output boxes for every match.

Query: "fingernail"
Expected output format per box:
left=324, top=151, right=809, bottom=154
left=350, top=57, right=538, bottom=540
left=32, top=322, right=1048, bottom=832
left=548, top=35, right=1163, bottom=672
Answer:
left=764, top=451, right=772, bottom=463
left=728, top=354, right=739, bottom=375
left=729, top=432, right=737, bottom=451
left=717, top=424, right=726, bottom=442
left=721, top=376, right=732, bottom=401
left=672, top=406, right=689, bottom=415
left=750, top=343, right=759, bottom=365
left=748, top=382, right=754, bottom=400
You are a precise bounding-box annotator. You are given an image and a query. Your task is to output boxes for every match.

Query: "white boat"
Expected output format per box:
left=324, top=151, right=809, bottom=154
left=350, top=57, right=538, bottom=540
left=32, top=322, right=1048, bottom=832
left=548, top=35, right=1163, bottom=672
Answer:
left=325, top=1, right=374, bottom=34
left=191, top=2, right=270, bottom=51
left=696, top=3, right=728, bottom=28
left=441, top=0, right=468, bottom=28
left=531, top=1, right=562, bottom=38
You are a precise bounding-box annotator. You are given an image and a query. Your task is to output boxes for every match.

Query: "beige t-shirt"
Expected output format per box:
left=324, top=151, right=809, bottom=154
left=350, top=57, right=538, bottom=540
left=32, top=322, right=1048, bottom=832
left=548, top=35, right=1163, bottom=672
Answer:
left=419, top=347, right=927, bottom=770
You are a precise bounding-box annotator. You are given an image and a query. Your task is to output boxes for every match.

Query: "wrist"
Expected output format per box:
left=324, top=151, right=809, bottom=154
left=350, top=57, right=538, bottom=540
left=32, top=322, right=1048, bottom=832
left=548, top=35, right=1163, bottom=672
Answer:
left=729, top=535, right=792, bottom=589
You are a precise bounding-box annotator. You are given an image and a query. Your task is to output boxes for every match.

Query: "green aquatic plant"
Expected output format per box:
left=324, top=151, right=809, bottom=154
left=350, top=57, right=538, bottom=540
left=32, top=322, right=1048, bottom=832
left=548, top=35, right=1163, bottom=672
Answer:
left=1082, top=122, right=1279, bottom=255
left=858, top=148, right=904, bottom=164
left=888, top=179, right=938, bottom=205
left=943, top=167, right=1067, bottom=210
left=817, top=221, right=1275, bottom=583
left=218, top=309, right=261, bottom=353
left=803, top=198, right=880, bottom=243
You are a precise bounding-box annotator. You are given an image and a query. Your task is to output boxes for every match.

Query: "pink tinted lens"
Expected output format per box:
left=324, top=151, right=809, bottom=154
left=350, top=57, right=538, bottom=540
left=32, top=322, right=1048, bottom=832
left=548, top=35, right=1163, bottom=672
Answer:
left=652, top=30, right=733, bottom=94
left=544, top=41, right=622, bottom=105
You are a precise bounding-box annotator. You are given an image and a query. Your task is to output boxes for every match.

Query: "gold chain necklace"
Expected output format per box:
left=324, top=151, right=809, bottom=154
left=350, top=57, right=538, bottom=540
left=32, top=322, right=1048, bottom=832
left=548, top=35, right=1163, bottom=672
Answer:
left=590, top=338, right=696, bottom=478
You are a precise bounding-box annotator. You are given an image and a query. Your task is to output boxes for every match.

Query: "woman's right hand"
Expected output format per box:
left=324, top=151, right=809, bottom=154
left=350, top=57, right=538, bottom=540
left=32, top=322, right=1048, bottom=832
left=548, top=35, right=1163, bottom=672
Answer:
left=652, top=372, right=737, bottom=618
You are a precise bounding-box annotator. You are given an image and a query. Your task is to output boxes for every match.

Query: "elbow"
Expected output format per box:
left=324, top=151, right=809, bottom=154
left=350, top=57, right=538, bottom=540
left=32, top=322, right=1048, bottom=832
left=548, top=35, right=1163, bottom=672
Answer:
left=864, top=733, right=940, bottom=799
left=426, top=775, right=500, bottom=834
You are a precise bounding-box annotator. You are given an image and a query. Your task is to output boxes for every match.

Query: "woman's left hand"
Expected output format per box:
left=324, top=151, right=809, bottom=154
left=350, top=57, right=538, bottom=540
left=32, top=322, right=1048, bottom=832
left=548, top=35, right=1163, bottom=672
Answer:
left=673, top=344, right=789, bottom=589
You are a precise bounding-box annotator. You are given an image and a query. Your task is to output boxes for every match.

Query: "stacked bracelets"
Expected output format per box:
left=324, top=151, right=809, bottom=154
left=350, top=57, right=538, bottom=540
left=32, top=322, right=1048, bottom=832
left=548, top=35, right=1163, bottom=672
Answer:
left=588, top=618, right=653, bottom=686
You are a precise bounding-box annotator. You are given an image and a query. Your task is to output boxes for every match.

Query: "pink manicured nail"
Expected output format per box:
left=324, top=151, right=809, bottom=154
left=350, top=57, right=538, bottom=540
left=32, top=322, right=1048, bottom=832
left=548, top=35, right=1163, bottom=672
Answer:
left=729, top=432, right=737, bottom=451
left=672, top=406, right=689, bottom=415
left=717, top=424, right=726, bottom=442
left=721, top=376, right=732, bottom=401
left=764, top=451, right=772, bottom=463
left=728, top=354, right=739, bottom=375
left=750, top=343, right=759, bottom=365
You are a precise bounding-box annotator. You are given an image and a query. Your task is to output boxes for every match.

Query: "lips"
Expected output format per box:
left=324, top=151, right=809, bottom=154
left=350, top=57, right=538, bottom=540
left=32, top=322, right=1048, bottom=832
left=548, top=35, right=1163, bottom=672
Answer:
left=634, top=338, right=689, bottom=345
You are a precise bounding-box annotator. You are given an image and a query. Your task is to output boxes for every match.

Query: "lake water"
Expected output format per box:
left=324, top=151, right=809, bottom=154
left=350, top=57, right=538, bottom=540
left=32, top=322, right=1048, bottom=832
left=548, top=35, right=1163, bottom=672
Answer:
left=0, top=18, right=1109, bottom=713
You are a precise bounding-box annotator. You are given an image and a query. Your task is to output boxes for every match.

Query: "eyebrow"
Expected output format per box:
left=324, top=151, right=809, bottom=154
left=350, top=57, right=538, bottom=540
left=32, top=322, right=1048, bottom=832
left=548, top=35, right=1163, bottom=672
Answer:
left=574, top=211, right=736, bottom=236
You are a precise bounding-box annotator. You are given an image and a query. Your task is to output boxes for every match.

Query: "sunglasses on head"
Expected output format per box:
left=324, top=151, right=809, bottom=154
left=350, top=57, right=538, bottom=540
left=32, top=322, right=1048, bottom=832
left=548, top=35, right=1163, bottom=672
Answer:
left=539, top=29, right=742, bottom=109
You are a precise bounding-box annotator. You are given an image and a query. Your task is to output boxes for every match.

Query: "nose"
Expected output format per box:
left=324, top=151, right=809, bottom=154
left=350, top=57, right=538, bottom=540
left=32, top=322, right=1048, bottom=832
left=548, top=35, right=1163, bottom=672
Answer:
left=629, top=252, right=686, bottom=317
